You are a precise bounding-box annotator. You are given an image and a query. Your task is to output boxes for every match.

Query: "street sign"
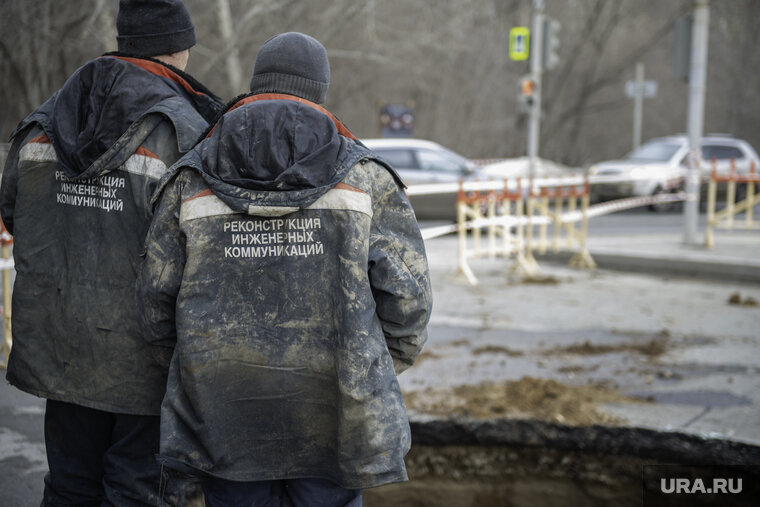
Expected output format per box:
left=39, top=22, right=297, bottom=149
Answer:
left=509, top=27, right=530, bottom=61
left=625, top=80, right=658, bottom=98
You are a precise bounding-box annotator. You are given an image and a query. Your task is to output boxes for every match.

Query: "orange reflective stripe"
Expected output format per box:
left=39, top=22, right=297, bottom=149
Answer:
left=184, top=189, right=214, bottom=202
left=208, top=93, right=357, bottom=140
left=28, top=134, right=51, bottom=144
left=105, top=56, right=206, bottom=97
left=135, top=146, right=159, bottom=159
left=334, top=182, right=364, bottom=193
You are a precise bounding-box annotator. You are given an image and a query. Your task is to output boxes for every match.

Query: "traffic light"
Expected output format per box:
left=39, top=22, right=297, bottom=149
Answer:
left=672, top=14, right=692, bottom=82
left=542, top=17, right=561, bottom=71
left=521, top=77, right=535, bottom=98
left=518, top=76, right=535, bottom=113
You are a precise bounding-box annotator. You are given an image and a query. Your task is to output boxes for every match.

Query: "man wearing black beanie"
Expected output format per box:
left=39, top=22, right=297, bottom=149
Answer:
left=0, top=1, right=222, bottom=505
left=138, top=32, right=431, bottom=506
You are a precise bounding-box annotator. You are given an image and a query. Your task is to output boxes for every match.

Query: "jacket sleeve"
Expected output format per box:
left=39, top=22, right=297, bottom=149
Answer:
left=0, top=128, right=35, bottom=235
left=132, top=117, right=185, bottom=222
left=368, top=164, right=432, bottom=374
left=136, top=174, right=186, bottom=348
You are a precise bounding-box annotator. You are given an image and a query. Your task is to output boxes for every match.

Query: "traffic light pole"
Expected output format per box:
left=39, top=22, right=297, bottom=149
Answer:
left=683, top=0, right=710, bottom=245
left=632, top=62, right=644, bottom=150
left=528, top=0, right=544, bottom=187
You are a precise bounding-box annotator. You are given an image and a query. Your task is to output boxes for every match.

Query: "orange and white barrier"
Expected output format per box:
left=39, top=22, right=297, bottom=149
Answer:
left=530, top=178, right=596, bottom=270
left=1, top=219, right=12, bottom=369
left=705, top=160, right=760, bottom=248
left=408, top=173, right=691, bottom=285
left=452, top=176, right=595, bottom=285
left=454, top=178, right=536, bottom=284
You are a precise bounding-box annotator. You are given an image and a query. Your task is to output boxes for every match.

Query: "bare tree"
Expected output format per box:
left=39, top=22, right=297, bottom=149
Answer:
left=2, top=0, right=758, bottom=168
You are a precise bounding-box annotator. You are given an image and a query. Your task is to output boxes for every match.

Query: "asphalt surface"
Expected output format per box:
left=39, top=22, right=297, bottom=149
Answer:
left=403, top=224, right=760, bottom=445
left=1, top=220, right=759, bottom=506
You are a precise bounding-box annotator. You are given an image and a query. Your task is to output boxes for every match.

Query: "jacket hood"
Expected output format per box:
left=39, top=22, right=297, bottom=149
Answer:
left=165, top=93, right=394, bottom=214
left=202, top=97, right=349, bottom=192
left=12, top=54, right=221, bottom=178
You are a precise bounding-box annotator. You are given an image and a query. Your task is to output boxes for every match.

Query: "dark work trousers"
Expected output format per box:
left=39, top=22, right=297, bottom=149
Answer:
left=201, top=477, right=363, bottom=507
left=42, top=399, right=167, bottom=507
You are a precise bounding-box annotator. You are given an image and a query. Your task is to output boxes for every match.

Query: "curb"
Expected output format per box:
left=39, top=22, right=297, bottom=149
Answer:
left=536, top=250, right=760, bottom=284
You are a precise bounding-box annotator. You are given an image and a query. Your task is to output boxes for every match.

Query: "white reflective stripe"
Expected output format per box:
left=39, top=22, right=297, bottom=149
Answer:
left=18, top=142, right=166, bottom=181
left=181, top=187, right=372, bottom=222
left=247, top=204, right=299, bottom=216
left=306, top=188, right=372, bottom=217
left=19, top=142, right=57, bottom=162
left=120, top=153, right=167, bottom=180
left=181, top=194, right=240, bottom=223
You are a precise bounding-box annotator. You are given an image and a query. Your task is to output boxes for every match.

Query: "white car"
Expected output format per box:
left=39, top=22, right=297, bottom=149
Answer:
left=481, top=156, right=578, bottom=180
left=589, top=135, right=760, bottom=211
left=362, top=138, right=481, bottom=219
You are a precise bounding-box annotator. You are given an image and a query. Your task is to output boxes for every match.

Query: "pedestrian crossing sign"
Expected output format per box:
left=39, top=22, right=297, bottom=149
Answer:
left=509, top=27, right=530, bottom=61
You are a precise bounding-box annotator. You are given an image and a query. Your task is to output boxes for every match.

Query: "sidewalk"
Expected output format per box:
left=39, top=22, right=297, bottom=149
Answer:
left=542, top=229, right=760, bottom=284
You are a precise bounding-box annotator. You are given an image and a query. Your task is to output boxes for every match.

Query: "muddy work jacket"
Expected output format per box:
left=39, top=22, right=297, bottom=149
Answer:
left=137, top=94, right=432, bottom=489
left=0, top=54, right=221, bottom=415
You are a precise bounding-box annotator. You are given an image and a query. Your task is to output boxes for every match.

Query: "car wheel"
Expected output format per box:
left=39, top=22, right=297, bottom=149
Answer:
left=648, top=186, right=673, bottom=213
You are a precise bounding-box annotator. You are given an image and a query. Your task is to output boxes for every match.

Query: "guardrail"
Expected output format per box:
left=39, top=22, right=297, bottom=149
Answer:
left=705, top=160, right=759, bottom=248
left=1, top=219, right=13, bottom=369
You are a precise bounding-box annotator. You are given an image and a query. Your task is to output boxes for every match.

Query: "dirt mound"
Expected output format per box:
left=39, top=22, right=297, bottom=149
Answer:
left=404, top=376, right=641, bottom=426
left=543, top=330, right=670, bottom=359
left=728, top=292, right=759, bottom=307
left=471, top=345, right=524, bottom=357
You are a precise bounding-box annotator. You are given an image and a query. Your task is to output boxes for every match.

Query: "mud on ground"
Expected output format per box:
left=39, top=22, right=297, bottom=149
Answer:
left=404, top=376, right=645, bottom=426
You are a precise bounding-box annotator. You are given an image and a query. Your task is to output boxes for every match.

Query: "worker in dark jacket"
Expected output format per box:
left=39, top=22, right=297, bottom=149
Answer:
left=0, top=1, right=221, bottom=505
left=138, top=32, right=431, bottom=506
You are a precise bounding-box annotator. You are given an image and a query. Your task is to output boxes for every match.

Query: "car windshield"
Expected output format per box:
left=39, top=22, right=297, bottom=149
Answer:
left=418, top=149, right=469, bottom=173
left=626, top=141, right=682, bottom=162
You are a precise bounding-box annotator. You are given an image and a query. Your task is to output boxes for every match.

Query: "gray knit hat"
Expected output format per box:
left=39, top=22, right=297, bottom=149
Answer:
left=250, top=32, right=330, bottom=104
left=117, top=0, right=196, bottom=57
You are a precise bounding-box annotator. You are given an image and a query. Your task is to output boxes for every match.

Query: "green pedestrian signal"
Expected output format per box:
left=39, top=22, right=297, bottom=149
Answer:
left=509, top=27, right=530, bottom=61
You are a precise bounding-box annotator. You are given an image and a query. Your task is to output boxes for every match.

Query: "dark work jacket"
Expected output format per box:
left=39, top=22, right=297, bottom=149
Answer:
left=0, top=55, right=222, bottom=415
left=137, top=94, right=432, bottom=488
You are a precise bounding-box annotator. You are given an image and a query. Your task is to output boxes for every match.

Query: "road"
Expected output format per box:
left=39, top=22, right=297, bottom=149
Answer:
left=586, top=208, right=706, bottom=235
left=0, top=379, right=46, bottom=507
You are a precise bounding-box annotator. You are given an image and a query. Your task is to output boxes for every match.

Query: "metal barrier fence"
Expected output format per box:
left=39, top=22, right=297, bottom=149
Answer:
left=705, top=160, right=759, bottom=248
left=408, top=174, right=688, bottom=285
left=452, top=177, right=596, bottom=284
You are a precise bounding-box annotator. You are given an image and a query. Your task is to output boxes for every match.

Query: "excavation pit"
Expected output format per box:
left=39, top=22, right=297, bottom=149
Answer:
left=363, top=419, right=760, bottom=507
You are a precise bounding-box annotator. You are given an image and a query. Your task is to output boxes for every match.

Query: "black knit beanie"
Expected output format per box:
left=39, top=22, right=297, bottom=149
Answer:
left=117, top=0, right=196, bottom=57
left=250, top=32, right=330, bottom=104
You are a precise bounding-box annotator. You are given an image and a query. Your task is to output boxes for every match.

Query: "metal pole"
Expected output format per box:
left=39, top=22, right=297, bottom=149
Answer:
left=528, top=0, right=544, bottom=189
left=633, top=62, right=644, bottom=150
left=683, top=0, right=710, bottom=245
